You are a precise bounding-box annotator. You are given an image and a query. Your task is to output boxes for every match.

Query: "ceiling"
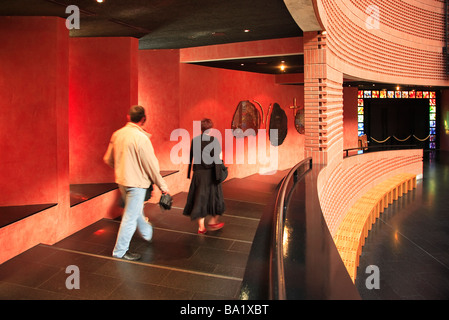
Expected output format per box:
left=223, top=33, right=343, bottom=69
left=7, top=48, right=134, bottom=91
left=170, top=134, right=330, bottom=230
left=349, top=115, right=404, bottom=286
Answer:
left=0, top=0, right=304, bottom=74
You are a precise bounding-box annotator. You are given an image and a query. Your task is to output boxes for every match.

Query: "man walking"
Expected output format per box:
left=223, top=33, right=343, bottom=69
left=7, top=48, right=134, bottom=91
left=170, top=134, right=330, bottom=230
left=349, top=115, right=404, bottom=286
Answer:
left=104, top=105, right=170, bottom=261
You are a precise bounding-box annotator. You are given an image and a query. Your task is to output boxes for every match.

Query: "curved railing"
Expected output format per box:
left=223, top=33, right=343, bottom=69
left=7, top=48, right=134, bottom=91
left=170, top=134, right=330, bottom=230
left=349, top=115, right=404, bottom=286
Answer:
left=343, top=144, right=421, bottom=158
left=240, top=158, right=360, bottom=300
left=269, top=157, right=312, bottom=300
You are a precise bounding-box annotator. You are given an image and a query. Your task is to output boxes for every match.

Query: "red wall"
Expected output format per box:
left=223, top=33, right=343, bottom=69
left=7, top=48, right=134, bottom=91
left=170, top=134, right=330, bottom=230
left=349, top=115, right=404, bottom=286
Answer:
left=0, top=17, right=70, bottom=263
left=145, top=49, right=289, bottom=198
left=179, top=63, right=305, bottom=178
left=0, top=17, right=69, bottom=206
left=138, top=48, right=305, bottom=195
left=69, top=37, right=139, bottom=184
left=138, top=49, right=180, bottom=169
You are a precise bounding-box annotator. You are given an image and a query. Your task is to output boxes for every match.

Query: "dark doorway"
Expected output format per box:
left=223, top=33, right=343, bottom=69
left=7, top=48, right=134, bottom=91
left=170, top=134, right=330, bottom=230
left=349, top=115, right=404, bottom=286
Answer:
left=365, top=98, right=430, bottom=148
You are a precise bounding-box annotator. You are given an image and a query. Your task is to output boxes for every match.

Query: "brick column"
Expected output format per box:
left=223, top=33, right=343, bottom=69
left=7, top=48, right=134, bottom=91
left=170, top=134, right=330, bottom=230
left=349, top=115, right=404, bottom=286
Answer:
left=304, top=31, right=344, bottom=166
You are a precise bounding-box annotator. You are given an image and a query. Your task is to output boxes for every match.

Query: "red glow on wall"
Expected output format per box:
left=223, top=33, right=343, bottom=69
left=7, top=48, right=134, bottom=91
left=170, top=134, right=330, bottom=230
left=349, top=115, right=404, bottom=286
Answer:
left=93, top=229, right=105, bottom=236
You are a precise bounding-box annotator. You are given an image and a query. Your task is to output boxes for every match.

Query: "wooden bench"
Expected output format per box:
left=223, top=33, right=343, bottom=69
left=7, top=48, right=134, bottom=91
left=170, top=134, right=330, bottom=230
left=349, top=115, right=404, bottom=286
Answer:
left=334, top=173, right=417, bottom=282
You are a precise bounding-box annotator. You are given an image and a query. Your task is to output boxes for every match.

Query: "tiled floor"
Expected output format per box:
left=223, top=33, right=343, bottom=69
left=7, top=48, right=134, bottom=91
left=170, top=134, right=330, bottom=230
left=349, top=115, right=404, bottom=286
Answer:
left=356, top=150, right=449, bottom=300
left=1, top=151, right=448, bottom=300
left=0, top=171, right=286, bottom=300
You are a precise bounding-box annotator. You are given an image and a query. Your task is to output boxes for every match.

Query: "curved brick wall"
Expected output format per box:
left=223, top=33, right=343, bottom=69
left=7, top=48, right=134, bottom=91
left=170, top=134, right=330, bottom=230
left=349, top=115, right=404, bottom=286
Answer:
left=315, top=0, right=449, bottom=86
left=317, top=149, right=423, bottom=236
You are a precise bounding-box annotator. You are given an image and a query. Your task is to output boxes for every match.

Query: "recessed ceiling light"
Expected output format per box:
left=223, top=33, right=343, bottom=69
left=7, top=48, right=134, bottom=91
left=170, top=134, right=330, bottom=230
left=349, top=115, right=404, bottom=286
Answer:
left=96, top=0, right=104, bottom=3
left=280, top=63, right=286, bottom=72
left=244, top=29, right=250, bottom=33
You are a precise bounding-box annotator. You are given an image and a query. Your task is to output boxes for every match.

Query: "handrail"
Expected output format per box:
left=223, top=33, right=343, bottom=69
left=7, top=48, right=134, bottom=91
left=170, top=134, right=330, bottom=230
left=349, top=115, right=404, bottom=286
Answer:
left=343, top=145, right=422, bottom=158
left=269, top=157, right=312, bottom=300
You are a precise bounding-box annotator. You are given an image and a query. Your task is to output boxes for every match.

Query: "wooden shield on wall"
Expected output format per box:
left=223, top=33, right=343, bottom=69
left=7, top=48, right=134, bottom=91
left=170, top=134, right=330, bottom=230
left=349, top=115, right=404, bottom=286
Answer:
left=295, top=108, right=305, bottom=134
left=269, top=103, right=288, bottom=146
left=231, top=100, right=261, bottom=137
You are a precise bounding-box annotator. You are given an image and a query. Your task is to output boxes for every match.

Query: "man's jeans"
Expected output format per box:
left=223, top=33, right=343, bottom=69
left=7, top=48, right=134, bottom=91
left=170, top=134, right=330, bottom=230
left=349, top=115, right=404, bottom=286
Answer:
left=112, top=185, right=153, bottom=258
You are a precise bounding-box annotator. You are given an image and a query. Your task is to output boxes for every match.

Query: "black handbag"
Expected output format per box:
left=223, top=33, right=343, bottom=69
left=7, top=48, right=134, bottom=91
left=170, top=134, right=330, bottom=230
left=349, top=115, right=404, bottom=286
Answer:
left=215, top=162, right=228, bottom=184
left=144, top=184, right=153, bottom=201
left=159, top=193, right=173, bottom=210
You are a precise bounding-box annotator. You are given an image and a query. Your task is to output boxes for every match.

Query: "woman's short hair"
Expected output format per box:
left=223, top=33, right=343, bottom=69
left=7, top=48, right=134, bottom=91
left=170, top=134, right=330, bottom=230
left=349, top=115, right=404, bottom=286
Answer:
left=129, top=105, right=146, bottom=123
left=201, top=118, right=214, bottom=132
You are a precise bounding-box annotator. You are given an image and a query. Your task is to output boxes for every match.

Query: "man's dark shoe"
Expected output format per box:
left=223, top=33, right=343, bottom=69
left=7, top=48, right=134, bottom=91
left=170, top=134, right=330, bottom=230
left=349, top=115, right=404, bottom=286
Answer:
left=122, top=251, right=141, bottom=261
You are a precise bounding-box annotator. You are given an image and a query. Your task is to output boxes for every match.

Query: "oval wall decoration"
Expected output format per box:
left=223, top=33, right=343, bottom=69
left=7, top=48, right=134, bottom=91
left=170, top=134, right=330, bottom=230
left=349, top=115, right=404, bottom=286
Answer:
left=269, top=103, right=288, bottom=146
left=295, top=109, right=305, bottom=134
left=231, top=100, right=261, bottom=137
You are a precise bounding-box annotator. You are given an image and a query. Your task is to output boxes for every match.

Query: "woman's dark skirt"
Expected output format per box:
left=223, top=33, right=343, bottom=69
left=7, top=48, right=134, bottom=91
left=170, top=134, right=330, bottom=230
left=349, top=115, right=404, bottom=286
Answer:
left=183, top=168, right=225, bottom=221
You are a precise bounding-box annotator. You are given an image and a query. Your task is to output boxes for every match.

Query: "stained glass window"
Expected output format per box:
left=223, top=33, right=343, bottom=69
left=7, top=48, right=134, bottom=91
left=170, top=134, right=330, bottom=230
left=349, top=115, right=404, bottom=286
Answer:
left=358, top=90, right=437, bottom=149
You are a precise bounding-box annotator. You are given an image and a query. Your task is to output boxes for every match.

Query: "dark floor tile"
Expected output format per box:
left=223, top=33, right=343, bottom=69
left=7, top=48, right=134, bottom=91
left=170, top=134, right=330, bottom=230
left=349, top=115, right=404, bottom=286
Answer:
left=0, top=281, right=70, bottom=300
left=0, top=258, right=61, bottom=288
left=94, top=259, right=171, bottom=286
left=357, top=151, right=449, bottom=300
left=38, top=268, right=122, bottom=300
left=192, top=246, right=249, bottom=270
left=107, top=280, right=194, bottom=300
left=162, top=270, right=241, bottom=299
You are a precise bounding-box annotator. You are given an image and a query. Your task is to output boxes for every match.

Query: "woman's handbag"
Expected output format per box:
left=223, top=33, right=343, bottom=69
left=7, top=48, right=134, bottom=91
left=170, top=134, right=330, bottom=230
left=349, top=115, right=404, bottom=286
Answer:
left=159, top=193, right=173, bottom=210
left=215, top=162, right=228, bottom=184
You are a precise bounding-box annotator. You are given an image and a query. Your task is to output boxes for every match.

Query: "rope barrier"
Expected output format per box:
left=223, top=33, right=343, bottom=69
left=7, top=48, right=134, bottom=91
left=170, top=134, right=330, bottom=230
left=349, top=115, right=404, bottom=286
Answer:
left=413, top=134, right=430, bottom=142
left=393, top=135, right=411, bottom=142
left=370, top=135, right=430, bottom=143
left=371, top=136, right=391, bottom=143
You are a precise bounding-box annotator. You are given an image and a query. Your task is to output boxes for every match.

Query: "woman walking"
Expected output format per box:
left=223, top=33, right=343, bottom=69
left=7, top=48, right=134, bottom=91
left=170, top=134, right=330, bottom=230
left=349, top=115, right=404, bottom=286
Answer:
left=183, top=118, right=225, bottom=234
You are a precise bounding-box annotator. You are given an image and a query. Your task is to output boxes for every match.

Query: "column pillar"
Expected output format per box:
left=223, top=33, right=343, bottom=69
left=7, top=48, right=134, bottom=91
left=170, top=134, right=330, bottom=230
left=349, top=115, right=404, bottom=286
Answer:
left=303, top=31, right=344, bottom=166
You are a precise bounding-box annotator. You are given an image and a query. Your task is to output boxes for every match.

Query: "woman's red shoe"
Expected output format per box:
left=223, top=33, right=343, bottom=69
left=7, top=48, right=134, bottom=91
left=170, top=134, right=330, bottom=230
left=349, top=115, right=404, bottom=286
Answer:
left=208, top=222, right=224, bottom=231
